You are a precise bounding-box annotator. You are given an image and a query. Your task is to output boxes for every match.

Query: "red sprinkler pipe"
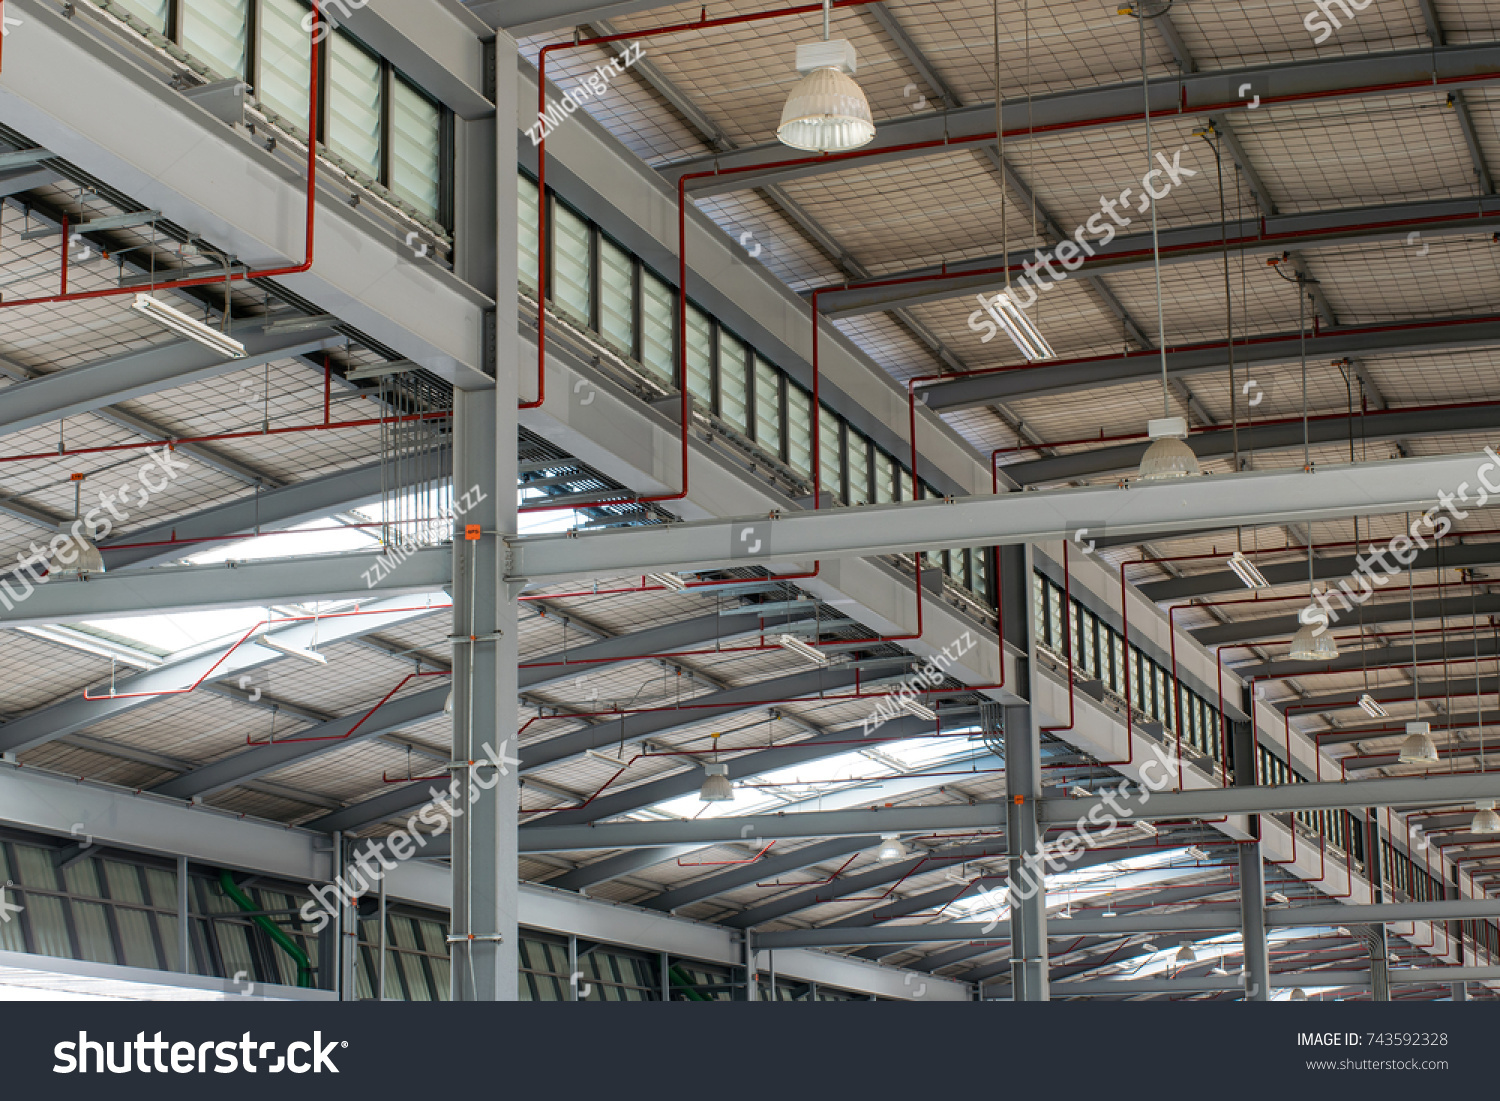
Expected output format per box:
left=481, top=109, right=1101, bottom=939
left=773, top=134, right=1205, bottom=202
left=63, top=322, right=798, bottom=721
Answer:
left=1041, top=539, right=1075, bottom=735
left=391, top=715, right=552, bottom=784
left=527, top=0, right=886, bottom=413
left=248, top=669, right=451, bottom=746
left=2, top=3, right=320, bottom=309
left=81, top=602, right=451, bottom=701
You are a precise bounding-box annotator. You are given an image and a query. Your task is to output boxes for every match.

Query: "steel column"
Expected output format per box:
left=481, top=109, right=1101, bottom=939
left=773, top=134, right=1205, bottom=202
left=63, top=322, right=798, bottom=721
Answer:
left=449, top=31, right=518, bottom=1002
left=1232, top=719, right=1269, bottom=1002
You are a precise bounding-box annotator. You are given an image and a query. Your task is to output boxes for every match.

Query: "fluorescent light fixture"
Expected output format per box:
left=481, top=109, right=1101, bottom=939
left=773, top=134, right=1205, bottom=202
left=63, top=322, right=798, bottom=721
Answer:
left=897, top=696, right=938, bottom=722
left=1101, top=903, right=1116, bottom=917
left=776, top=634, right=828, bottom=666
left=698, top=762, right=734, bottom=803
left=1187, top=846, right=1209, bottom=861
left=877, top=834, right=907, bottom=862
left=648, top=572, right=688, bottom=591
left=1138, top=417, right=1200, bottom=481
left=944, top=866, right=977, bottom=885
left=585, top=749, right=628, bottom=768
left=258, top=635, right=327, bottom=665
left=1358, top=693, right=1388, bottom=719
left=1069, top=785, right=1090, bottom=797
left=1270, top=892, right=1289, bottom=904
left=1227, top=551, right=1269, bottom=589
left=1134, top=820, right=1158, bottom=837
left=130, top=293, right=246, bottom=359
left=977, top=290, right=1055, bottom=361
left=1143, top=942, right=1159, bottom=953
left=1398, top=721, right=1439, bottom=764
left=776, top=38, right=875, bottom=153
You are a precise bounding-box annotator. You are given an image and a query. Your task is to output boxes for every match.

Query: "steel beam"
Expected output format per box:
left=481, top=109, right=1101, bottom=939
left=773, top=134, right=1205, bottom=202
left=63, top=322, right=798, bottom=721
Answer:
left=480, top=0, right=673, bottom=35
left=1194, top=597, right=1500, bottom=648
left=1237, top=635, right=1500, bottom=683
left=4, top=0, right=492, bottom=389
left=1044, top=970, right=1500, bottom=995
left=725, top=839, right=1009, bottom=931
left=820, top=199, right=1500, bottom=317
left=644, top=837, right=877, bottom=914
left=531, top=712, right=943, bottom=830
left=919, top=316, right=1500, bottom=412
left=1050, top=771, right=1500, bottom=824
left=507, top=452, right=1499, bottom=582
left=0, top=548, right=451, bottom=627
left=519, top=801, right=1007, bottom=854
left=148, top=685, right=451, bottom=800
left=0, top=595, right=442, bottom=754
left=512, top=769, right=1500, bottom=851
left=0, top=329, right=340, bottom=439
left=661, top=46, right=1500, bottom=193
left=755, top=899, right=1500, bottom=949
left=1142, top=541, right=1500, bottom=603
left=517, top=611, right=819, bottom=693
left=1004, top=404, right=1500, bottom=485
left=332, top=0, right=492, bottom=119
left=98, top=458, right=446, bottom=572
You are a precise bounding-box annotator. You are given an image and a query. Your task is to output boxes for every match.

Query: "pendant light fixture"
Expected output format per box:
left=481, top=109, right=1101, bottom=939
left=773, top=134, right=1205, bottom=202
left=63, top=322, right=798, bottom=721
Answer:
left=775, top=0, right=874, bottom=153
left=699, top=733, right=735, bottom=802
left=1472, top=800, right=1500, bottom=835
left=51, top=473, right=106, bottom=578
left=1398, top=547, right=1436, bottom=764
left=1131, top=4, right=1199, bottom=483
left=877, top=834, right=907, bottom=862
left=1471, top=587, right=1495, bottom=832
left=1289, top=543, right=1337, bottom=661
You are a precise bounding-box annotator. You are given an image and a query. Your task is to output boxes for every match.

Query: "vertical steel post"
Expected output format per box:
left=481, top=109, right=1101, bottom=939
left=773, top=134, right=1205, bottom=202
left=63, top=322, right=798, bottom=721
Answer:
left=1005, top=544, right=1047, bottom=1001
left=449, top=26, right=519, bottom=1001
left=1232, top=718, right=1270, bottom=1001
left=175, top=855, right=190, bottom=973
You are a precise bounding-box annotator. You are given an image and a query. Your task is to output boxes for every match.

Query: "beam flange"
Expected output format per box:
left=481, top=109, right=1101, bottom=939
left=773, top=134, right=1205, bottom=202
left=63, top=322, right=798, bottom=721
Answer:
left=661, top=45, right=1500, bottom=193
left=507, top=452, right=1494, bottom=582
left=0, top=549, right=451, bottom=627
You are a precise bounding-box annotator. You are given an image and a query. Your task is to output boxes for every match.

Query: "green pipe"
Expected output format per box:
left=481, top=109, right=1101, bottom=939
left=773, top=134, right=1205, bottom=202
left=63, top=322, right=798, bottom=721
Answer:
left=668, top=964, right=710, bottom=1001
left=218, top=870, right=315, bottom=989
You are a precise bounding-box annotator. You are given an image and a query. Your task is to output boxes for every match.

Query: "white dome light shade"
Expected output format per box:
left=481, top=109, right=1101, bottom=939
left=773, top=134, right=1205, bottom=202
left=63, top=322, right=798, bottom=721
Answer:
left=1472, top=800, right=1500, bottom=835
left=50, top=525, right=106, bottom=578
left=877, top=834, right=906, bottom=862
left=1175, top=943, right=1197, bottom=964
left=1398, top=721, right=1439, bottom=765
left=1137, top=417, right=1200, bottom=481
left=1289, top=614, right=1339, bottom=661
left=699, top=762, right=735, bottom=803
left=1290, top=987, right=1309, bottom=1001
left=776, top=67, right=875, bottom=152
